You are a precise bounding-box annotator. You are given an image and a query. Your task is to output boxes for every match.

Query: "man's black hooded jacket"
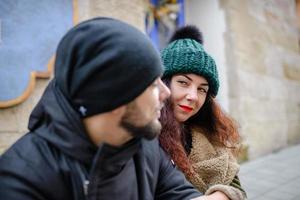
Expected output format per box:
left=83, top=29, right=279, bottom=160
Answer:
left=0, top=17, right=202, bottom=200
left=0, top=80, right=202, bottom=200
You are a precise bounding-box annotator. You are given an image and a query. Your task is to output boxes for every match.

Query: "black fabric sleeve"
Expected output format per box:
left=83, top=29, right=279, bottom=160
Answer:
left=0, top=156, right=49, bottom=200
left=155, top=148, right=203, bottom=200
left=0, top=148, right=72, bottom=200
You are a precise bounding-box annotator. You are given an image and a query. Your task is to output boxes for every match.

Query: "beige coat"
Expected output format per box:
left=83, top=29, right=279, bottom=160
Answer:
left=187, top=128, right=246, bottom=200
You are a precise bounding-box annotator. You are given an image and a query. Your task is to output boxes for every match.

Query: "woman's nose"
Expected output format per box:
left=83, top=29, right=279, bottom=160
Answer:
left=186, top=88, right=198, bottom=102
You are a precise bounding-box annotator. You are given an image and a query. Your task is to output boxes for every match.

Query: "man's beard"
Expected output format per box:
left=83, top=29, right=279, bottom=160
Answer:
left=120, top=104, right=162, bottom=140
left=120, top=120, right=161, bottom=140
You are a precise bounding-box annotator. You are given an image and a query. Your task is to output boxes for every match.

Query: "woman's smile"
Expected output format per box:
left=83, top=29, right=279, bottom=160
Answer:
left=178, top=105, right=193, bottom=112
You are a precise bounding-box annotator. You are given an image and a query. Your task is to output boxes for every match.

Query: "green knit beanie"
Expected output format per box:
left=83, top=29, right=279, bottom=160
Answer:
left=161, top=38, right=219, bottom=97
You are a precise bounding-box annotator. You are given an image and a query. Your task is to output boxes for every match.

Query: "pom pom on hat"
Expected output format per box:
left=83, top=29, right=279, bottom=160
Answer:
left=162, top=25, right=219, bottom=97
left=169, top=25, right=204, bottom=45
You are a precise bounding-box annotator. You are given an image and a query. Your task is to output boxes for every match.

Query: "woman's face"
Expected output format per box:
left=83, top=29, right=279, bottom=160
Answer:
left=170, top=73, right=209, bottom=122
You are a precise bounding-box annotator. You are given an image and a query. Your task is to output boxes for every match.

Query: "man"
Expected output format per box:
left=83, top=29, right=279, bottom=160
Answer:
left=0, top=17, right=204, bottom=200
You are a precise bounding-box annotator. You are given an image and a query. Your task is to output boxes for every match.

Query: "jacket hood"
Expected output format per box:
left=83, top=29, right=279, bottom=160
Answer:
left=28, top=80, right=97, bottom=165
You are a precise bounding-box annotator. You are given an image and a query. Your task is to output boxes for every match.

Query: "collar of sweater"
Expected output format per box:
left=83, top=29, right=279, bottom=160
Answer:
left=187, top=128, right=240, bottom=192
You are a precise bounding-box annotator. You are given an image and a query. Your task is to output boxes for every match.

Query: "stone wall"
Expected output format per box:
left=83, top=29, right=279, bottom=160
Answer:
left=221, top=0, right=300, bottom=159
left=77, top=0, right=145, bottom=31
left=0, top=0, right=146, bottom=154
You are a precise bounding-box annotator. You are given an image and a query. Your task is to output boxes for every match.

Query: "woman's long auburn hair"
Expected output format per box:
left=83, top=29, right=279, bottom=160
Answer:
left=159, top=76, right=241, bottom=178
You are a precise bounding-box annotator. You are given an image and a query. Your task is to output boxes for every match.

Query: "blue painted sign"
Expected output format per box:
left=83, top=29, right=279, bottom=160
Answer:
left=0, top=0, right=75, bottom=107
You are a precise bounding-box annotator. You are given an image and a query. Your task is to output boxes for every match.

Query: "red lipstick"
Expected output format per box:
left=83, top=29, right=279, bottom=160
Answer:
left=179, top=105, right=193, bottom=112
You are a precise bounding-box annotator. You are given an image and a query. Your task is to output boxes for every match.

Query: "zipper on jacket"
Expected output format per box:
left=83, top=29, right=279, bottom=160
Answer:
left=83, top=180, right=90, bottom=197
left=74, top=161, right=90, bottom=199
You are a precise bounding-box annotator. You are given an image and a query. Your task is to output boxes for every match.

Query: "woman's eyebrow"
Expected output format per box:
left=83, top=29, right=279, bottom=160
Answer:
left=182, top=74, right=192, bottom=81
left=199, top=83, right=209, bottom=86
left=180, top=74, right=209, bottom=86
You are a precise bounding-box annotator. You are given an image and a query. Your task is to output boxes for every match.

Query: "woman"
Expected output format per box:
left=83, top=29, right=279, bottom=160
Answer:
left=159, top=26, right=247, bottom=200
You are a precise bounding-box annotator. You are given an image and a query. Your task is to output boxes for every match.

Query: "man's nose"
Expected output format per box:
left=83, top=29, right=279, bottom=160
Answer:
left=158, top=79, right=170, bottom=101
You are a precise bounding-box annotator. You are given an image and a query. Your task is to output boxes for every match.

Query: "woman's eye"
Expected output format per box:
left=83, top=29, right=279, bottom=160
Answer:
left=177, top=80, right=188, bottom=85
left=198, top=88, right=207, bottom=93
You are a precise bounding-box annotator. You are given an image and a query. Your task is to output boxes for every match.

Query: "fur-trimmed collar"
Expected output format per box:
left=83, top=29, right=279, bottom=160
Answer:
left=187, top=128, right=239, bottom=193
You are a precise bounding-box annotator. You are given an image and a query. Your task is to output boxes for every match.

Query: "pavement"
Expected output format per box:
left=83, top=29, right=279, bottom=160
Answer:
left=239, top=144, right=300, bottom=200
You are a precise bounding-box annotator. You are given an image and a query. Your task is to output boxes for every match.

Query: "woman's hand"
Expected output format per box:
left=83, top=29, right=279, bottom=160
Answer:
left=206, top=191, right=230, bottom=200
left=192, top=191, right=230, bottom=200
